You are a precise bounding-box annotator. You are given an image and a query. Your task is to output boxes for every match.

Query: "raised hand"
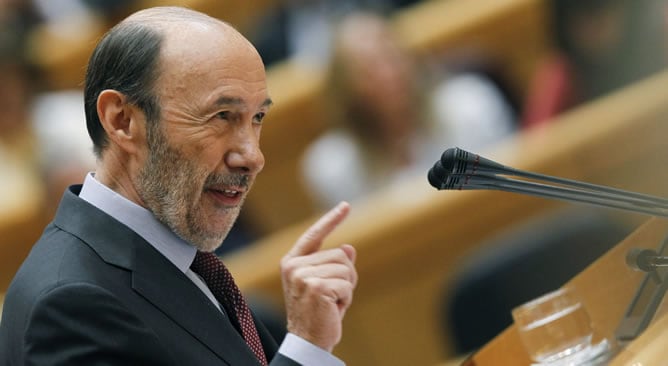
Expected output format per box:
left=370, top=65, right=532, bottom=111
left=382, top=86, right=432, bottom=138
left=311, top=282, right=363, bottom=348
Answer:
left=280, top=202, right=358, bottom=352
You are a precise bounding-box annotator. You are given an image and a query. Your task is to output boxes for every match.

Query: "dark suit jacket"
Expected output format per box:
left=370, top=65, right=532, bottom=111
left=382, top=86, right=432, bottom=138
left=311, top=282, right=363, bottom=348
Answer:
left=0, top=185, right=299, bottom=365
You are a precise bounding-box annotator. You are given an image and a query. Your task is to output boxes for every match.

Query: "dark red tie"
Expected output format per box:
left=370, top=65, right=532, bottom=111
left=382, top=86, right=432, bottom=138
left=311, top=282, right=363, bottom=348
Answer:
left=190, top=251, right=268, bottom=366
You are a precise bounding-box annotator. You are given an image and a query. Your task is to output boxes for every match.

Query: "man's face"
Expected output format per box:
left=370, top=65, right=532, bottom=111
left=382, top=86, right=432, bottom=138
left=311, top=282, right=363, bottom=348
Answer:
left=135, top=23, right=270, bottom=252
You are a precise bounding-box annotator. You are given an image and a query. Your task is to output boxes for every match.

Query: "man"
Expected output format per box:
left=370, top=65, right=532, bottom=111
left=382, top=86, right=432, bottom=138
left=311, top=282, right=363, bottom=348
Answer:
left=0, top=6, right=357, bottom=366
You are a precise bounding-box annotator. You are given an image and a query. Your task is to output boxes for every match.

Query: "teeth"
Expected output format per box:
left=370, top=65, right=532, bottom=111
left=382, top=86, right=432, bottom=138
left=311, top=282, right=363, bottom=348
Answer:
left=223, top=189, right=238, bottom=194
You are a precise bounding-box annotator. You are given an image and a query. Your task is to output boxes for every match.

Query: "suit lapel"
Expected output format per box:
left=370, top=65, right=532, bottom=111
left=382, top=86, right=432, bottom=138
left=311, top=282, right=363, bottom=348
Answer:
left=131, top=243, right=264, bottom=366
left=53, top=186, right=265, bottom=365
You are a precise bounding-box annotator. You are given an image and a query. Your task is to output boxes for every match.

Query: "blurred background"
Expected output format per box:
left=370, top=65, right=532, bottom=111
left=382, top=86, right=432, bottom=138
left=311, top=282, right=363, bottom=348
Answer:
left=2, top=0, right=668, bottom=365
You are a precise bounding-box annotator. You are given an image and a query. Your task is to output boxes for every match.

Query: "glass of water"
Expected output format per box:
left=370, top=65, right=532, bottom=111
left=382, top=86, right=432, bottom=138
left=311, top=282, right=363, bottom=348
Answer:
left=512, top=287, right=594, bottom=365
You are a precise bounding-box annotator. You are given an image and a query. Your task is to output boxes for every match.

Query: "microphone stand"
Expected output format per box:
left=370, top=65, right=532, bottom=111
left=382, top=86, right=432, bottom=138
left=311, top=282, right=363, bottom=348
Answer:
left=616, top=236, right=668, bottom=343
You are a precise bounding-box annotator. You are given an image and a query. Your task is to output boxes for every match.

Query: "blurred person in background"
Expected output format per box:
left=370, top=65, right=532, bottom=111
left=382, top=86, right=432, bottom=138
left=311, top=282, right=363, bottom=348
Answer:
left=0, top=51, right=38, bottom=168
left=225, top=1, right=427, bottom=255
left=301, top=12, right=517, bottom=209
left=0, top=0, right=96, bottom=220
left=522, top=0, right=668, bottom=127
left=30, top=90, right=96, bottom=218
left=249, top=0, right=422, bottom=67
left=0, top=0, right=43, bottom=211
left=31, top=0, right=137, bottom=29
left=0, top=0, right=40, bottom=162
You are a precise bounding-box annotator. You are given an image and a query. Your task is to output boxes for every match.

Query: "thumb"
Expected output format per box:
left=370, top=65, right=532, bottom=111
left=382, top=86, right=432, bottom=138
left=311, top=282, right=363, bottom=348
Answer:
left=286, top=201, right=350, bottom=258
left=340, top=244, right=356, bottom=263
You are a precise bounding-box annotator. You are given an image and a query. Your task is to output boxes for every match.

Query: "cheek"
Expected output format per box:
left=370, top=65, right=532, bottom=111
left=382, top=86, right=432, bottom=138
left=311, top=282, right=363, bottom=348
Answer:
left=167, top=126, right=225, bottom=166
left=190, top=136, right=228, bottom=170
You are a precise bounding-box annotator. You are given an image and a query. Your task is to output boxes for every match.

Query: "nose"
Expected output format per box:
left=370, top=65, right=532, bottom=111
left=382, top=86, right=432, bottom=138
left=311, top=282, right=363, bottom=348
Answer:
left=224, top=124, right=265, bottom=175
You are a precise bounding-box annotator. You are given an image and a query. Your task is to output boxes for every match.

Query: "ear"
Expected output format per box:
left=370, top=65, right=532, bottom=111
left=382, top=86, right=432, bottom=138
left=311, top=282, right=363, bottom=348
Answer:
left=96, top=89, right=145, bottom=155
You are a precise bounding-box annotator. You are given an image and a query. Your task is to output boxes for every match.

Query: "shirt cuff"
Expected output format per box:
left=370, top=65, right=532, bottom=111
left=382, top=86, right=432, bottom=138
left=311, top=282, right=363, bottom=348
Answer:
left=277, top=333, right=345, bottom=366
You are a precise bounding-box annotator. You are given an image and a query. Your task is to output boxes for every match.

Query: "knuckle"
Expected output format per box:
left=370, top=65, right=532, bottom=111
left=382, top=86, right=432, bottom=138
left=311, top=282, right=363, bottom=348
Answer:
left=303, top=277, right=326, bottom=293
left=280, top=258, right=299, bottom=277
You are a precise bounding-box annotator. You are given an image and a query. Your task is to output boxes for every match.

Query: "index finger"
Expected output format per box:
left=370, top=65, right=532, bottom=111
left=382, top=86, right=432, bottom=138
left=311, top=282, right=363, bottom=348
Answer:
left=286, top=201, right=350, bottom=258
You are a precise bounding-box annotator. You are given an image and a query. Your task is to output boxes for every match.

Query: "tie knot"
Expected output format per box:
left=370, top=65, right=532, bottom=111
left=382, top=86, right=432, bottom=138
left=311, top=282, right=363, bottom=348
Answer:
left=191, top=251, right=221, bottom=275
left=190, top=251, right=235, bottom=298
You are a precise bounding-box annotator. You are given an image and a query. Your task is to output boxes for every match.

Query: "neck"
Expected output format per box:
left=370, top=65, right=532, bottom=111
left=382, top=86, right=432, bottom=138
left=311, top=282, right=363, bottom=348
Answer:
left=95, top=149, right=146, bottom=208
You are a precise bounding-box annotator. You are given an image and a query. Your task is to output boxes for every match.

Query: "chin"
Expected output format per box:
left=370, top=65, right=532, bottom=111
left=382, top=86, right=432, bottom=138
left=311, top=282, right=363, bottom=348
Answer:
left=193, top=226, right=233, bottom=253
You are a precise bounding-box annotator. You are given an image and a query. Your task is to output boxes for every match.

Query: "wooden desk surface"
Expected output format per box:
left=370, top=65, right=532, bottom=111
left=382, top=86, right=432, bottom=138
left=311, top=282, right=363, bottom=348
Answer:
left=471, top=218, right=668, bottom=365
left=610, top=302, right=668, bottom=365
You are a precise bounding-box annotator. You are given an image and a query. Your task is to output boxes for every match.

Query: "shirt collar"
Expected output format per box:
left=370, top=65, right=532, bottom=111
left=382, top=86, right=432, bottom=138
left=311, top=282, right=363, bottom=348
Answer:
left=79, top=173, right=196, bottom=273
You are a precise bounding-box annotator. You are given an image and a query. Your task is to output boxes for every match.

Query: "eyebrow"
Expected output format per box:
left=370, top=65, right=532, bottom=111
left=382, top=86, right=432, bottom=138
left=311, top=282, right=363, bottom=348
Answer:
left=215, top=96, right=274, bottom=109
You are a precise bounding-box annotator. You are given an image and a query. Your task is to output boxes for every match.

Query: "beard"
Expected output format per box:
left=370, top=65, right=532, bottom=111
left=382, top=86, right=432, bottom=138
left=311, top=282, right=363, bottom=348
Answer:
left=135, top=124, right=249, bottom=252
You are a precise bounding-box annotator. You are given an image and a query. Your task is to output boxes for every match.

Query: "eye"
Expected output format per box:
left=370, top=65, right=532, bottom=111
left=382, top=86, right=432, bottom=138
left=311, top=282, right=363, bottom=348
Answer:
left=253, top=112, right=266, bottom=124
left=216, top=111, right=230, bottom=120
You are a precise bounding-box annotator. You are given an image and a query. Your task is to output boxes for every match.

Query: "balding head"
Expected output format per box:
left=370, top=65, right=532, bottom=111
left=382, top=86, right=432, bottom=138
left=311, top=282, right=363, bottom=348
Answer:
left=124, top=6, right=221, bottom=25
left=84, top=6, right=254, bottom=159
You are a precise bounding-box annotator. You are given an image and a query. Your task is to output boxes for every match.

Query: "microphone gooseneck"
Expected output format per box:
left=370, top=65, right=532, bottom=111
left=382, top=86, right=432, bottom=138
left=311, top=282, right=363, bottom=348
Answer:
left=427, top=147, right=668, bottom=218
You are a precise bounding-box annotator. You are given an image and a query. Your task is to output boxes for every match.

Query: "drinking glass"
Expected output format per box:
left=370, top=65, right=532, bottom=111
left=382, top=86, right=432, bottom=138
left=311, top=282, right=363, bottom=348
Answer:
left=512, top=287, right=594, bottom=365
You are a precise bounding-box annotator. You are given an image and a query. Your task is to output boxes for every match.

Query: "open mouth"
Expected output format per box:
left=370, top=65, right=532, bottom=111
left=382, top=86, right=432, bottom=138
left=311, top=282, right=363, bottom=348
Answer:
left=216, top=189, right=240, bottom=198
left=207, top=187, right=244, bottom=206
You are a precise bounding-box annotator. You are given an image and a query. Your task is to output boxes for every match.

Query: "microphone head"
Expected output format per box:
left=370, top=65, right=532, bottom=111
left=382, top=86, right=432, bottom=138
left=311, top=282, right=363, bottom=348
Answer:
left=428, top=147, right=474, bottom=190
left=428, top=146, right=503, bottom=190
left=428, top=157, right=465, bottom=190
left=439, top=146, right=507, bottom=175
left=427, top=161, right=444, bottom=189
left=439, top=148, right=457, bottom=173
left=440, top=147, right=467, bottom=175
left=427, top=161, right=446, bottom=189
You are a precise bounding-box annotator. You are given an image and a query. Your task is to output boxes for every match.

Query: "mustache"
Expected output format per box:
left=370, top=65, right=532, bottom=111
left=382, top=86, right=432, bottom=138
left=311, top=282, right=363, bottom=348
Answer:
left=203, top=172, right=250, bottom=189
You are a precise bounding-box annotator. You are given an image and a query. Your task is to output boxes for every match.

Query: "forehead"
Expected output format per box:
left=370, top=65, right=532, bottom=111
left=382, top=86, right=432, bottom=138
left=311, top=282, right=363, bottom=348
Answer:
left=156, top=21, right=268, bottom=102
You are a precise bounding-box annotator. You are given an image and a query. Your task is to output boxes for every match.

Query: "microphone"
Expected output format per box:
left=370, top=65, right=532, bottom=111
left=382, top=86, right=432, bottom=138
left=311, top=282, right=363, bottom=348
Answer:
left=433, top=150, right=668, bottom=344
left=428, top=147, right=668, bottom=218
